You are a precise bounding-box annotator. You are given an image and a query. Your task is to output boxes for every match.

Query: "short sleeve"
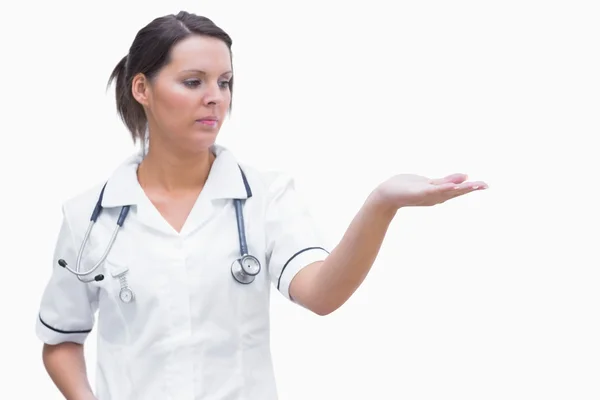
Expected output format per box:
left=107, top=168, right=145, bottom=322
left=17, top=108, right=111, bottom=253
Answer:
left=36, top=206, right=99, bottom=345
left=265, top=173, right=330, bottom=301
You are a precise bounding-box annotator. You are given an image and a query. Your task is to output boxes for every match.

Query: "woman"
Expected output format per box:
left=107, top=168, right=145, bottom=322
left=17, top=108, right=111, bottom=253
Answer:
left=36, top=11, right=487, bottom=400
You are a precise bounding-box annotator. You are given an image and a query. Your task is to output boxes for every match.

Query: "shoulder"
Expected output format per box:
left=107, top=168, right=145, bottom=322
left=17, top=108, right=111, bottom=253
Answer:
left=237, top=163, right=297, bottom=202
left=61, top=182, right=105, bottom=227
left=60, top=152, right=140, bottom=227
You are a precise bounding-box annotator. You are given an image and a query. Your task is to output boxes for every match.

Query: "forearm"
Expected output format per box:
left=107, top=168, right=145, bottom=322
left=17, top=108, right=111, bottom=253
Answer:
left=297, top=190, right=398, bottom=314
left=43, top=342, right=95, bottom=400
left=291, top=172, right=486, bottom=315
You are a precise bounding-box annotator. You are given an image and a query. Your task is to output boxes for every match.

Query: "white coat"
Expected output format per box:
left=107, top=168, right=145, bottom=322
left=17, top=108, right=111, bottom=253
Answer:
left=36, top=145, right=330, bottom=400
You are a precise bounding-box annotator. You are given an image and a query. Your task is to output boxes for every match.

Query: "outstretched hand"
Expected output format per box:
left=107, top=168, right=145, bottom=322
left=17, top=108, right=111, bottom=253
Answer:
left=373, top=173, right=488, bottom=209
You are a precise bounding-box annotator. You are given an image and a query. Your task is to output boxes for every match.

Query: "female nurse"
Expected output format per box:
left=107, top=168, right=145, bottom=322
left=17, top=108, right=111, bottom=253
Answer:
left=36, top=11, right=487, bottom=400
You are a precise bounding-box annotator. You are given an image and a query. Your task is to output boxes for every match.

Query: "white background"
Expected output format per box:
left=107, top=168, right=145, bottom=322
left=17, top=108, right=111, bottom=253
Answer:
left=1, top=0, right=599, bottom=399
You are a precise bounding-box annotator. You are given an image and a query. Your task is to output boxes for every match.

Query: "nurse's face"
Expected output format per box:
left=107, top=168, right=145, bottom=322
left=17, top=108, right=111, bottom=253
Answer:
left=135, top=34, right=233, bottom=153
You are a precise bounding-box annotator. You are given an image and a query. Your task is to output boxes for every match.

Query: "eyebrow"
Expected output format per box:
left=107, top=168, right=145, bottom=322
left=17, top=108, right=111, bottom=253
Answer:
left=181, top=69, right=233, bottom=76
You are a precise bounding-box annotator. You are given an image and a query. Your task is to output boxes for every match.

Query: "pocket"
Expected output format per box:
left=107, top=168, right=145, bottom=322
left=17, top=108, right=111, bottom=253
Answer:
left=89, top=260, right=129, bottom=303
left=102, top=257, right=170, bottom=341
left=88, top=263, right=130, bottom=347
left=101, top=259, right=140, bottom=316
left=104, top=259, right=135, bottom=302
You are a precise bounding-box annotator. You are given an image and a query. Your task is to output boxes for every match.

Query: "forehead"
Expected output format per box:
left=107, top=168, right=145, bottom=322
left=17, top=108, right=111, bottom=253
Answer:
left=165, top=35, right=232, bottom=74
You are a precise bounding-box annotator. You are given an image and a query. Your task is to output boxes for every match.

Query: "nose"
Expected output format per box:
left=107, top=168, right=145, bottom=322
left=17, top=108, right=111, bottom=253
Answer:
left=202, top=81, right=225, bottom=106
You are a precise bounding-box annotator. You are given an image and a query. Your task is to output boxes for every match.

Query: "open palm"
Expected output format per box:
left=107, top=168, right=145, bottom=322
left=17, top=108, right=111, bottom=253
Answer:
left=375, top=173, right=488, bottom=208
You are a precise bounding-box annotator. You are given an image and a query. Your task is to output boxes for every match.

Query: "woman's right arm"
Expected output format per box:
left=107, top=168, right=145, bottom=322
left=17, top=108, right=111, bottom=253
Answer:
left=36, top=205, right=100, bottom=399
left=43, top=343, right=96, bottom=400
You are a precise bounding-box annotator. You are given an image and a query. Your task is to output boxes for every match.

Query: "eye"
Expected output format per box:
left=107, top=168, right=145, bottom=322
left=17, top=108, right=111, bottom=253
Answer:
left=183, top=79, right=201, bottom=88
left=219, top=80, right=231, bottom=89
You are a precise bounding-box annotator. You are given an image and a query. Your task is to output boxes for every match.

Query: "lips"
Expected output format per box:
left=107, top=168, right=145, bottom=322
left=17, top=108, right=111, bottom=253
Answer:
left=196, top=117, right=218, bottom=126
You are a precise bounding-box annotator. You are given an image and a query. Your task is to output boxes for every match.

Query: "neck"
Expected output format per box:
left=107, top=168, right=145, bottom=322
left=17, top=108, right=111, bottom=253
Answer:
left=137, top=143, right=215, bottom=193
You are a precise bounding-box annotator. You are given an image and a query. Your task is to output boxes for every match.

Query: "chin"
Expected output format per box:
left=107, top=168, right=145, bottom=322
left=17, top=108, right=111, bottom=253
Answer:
left=181, top=132, right=219, bottom=154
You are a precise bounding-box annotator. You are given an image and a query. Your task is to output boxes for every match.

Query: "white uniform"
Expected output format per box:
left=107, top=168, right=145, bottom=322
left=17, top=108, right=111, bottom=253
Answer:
left=35, top=145, right=330, bottom=400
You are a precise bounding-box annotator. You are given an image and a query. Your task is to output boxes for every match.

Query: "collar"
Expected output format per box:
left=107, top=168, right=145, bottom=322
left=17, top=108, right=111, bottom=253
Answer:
left=101, top=144, right=252, bottom=208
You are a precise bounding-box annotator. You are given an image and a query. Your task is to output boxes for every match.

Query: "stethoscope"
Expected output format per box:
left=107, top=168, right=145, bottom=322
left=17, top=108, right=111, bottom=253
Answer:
left=58, top=166, right=261, bottom=303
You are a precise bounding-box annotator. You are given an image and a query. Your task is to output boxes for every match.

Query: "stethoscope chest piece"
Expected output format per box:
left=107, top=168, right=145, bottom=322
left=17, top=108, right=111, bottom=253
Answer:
left=231, top=255, right=261, bottom=284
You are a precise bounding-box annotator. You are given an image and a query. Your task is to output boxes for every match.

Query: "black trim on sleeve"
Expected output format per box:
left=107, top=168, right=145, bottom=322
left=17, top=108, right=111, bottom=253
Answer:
left=276, top=246, right=330, bottom=290
left=38, top=314, right=92, bottom=334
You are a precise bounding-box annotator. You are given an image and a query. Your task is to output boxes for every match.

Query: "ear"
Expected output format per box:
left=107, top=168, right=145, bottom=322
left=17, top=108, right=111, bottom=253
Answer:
left=131, top=73, right=151, bottom=106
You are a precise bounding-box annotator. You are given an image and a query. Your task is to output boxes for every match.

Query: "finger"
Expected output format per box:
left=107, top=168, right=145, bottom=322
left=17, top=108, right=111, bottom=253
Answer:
left=430, top=180, right=487, bottom=197
left=461, top=180, right=488, bottom=190
left=445, top=180, right=488, bottom=191
left=441, top=181, right=488, bottom=200
left=430, top=173, right=468, bottom=185
left=433, top=182, right=459, bottom=192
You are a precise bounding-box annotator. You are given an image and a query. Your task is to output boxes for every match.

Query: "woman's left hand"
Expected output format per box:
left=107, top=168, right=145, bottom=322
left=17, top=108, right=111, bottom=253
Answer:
left=372, top=173, right=488, bottom=210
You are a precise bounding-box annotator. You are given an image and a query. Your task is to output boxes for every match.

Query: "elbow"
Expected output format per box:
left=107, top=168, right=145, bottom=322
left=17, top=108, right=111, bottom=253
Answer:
left=296, top=288, right=348, bottom=316
left=313, top=308, right=335, bottom=317
left=307, top=300, right=344, bottom=316
left=295, top=297, right=336, bottom=316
